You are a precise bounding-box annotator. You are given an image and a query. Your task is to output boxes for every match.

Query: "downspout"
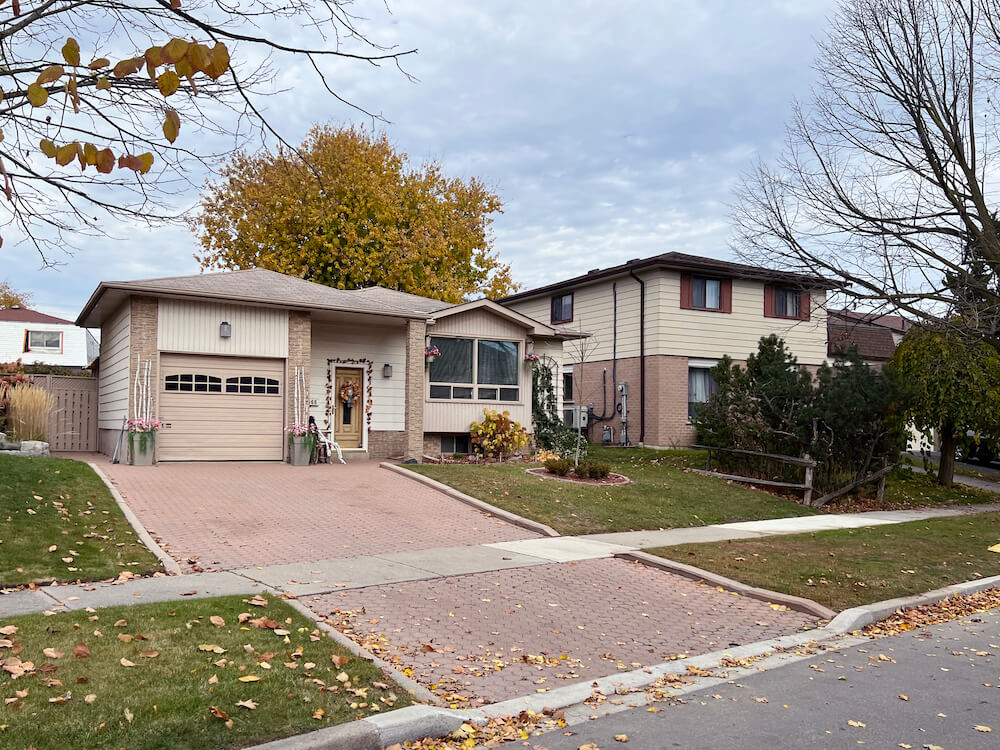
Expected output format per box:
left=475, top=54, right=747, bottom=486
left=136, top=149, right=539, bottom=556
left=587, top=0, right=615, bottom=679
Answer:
left=629, top=270, right=646, bottom=444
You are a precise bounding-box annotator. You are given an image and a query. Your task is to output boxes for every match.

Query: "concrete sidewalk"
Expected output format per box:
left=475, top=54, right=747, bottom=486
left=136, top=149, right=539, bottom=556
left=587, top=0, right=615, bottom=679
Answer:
left=5, top=502, right=996, bottom=619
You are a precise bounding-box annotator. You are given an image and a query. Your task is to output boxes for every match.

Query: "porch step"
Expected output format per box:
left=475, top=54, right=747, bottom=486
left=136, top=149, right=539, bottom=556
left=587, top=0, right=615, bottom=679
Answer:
left=339, top=450, right=370, bottom=462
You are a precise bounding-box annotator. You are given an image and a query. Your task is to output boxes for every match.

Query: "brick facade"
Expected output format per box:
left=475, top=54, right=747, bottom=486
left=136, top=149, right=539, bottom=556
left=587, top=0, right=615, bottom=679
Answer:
left=572, top=354, right=697, bottom=449
left=286, top=311, right=312, bottom=459
left=368, top=430, right=406, bottom=460
left=404, top=319, right=426, bottom=460
left=127, top=296, right=159, bottom=462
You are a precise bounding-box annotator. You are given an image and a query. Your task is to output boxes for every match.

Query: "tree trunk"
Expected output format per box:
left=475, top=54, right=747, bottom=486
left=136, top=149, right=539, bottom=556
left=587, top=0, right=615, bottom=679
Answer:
left=937, top=418, right=956, bottom=488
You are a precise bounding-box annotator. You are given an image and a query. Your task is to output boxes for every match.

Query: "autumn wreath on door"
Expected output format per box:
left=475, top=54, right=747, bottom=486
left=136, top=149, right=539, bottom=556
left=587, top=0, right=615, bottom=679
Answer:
left=338, top=380, right=361, bottom=406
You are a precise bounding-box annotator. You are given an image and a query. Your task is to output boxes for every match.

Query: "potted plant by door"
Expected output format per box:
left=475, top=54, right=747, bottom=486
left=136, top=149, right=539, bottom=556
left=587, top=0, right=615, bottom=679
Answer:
left=286, top=423, right=316, bottom=466
left=127, top=418, right=161, bottom=466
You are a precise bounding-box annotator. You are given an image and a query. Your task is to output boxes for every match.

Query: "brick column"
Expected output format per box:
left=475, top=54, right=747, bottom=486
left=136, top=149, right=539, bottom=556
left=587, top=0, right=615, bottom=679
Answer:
left=128, top=296, right=159, bottom=422
left=286, top=312, right=312, bottom=436
left=404, top=319, right=427, bottom=460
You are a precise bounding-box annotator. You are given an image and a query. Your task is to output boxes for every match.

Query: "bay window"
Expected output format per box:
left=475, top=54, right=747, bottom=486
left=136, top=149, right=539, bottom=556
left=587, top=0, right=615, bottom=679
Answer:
left=429, top=336, right=521, bottom=401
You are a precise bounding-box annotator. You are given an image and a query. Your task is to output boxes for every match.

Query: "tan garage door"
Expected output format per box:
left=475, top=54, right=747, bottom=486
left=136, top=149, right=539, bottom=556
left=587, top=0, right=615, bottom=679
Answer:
left=159, top=354, right=284, bottom=461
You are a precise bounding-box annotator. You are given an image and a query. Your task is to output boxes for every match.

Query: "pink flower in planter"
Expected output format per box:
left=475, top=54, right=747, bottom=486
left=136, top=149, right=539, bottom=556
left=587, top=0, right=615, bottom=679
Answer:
left=126, top=418, right=161, bottom=433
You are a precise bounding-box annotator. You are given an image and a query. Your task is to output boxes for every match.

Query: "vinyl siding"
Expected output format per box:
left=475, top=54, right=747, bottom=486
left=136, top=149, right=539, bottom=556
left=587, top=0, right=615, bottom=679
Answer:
left=505, top=277, right=643, bottom=361
left=432, top=309, right=526, bottom=339
left=650, top=271, right=828, bottom=363
left=505, top=270, right=828, bottom=366
left=98, top=302, right=131, bottom=430
left=157, top=299, right=288, bottom=358
left=310, top=323, right=408, bottom=433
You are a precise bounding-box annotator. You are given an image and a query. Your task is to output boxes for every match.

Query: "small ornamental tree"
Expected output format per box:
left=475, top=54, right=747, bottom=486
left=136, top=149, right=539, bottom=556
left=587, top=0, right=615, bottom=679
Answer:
left=892, top=326, right=1000, bottom=487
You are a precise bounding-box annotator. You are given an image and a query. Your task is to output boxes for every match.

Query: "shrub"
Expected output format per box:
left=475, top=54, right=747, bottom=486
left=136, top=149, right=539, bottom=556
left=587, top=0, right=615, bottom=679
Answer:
left=470, top=409, right=530, bottom=460
left=5, top=382, right=54, bottom=441
left=534, top=449, right=560, bottom=463
left=576, top=460, right=611, bottom=479
left=543, top=457, right=573, bottom=476
left=550, top=429, right=588, bottom=459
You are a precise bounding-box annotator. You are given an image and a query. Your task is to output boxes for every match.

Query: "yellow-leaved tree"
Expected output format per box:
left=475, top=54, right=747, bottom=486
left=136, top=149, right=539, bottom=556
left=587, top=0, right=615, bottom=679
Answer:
left=0, top=280, right=31, bottom=309
left=192, top=125, right=517, bottom=303
left=0, top=2, right=414, bottom=261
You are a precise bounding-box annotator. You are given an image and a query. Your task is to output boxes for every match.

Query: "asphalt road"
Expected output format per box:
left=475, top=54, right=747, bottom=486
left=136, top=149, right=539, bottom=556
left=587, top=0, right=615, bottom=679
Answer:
left=523, top=609, right=1000, bottom=750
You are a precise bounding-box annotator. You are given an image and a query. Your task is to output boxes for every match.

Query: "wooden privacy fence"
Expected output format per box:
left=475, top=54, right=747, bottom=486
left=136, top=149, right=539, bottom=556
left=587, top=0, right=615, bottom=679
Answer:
left=32, top=374, right=98, bottom=452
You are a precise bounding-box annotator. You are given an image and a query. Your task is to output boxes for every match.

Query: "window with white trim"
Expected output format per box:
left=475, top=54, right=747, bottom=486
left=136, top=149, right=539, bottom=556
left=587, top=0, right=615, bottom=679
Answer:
left=25, top=330, right=62, bottom=352
left=164, top=374, right=223, bottom=393
left=688, top=367, right=718, bottom=421
left=428, top=336, right=520, bottom=401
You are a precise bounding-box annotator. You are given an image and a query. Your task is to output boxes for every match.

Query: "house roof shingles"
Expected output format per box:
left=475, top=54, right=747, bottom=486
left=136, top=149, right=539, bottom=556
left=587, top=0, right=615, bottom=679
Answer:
left=77, top=268, right=453, bottom=326
left=0, top=307, right=73, bottom=324
left=827, top=309, right=913, bottom=360
left=499, top=251, right=841, bottom=303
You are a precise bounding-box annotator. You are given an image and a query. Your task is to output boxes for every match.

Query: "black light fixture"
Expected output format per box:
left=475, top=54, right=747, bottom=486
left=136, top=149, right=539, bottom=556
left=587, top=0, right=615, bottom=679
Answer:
left=383, top=363, right=392, bottom=378
left=220, top=321, right=232, bottom=338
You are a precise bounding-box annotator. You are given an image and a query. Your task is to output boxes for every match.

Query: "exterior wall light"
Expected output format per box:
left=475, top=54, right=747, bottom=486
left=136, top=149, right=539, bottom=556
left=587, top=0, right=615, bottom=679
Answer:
left=220, top=321, right=232, bottom=338
left=383, top=363, right=392, bottom=378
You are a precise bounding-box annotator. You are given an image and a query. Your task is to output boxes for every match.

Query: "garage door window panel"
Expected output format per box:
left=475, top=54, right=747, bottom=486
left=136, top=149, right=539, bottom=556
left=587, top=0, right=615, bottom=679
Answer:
left=225, top=376, right=280, bottom=395
left=165, top=374, right=222, bottom=393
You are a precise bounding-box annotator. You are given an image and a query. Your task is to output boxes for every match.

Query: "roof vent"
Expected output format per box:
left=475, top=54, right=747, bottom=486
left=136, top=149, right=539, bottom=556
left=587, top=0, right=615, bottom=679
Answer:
left=627, top=258, right=641, bottom=264
left=10, top=304, right=20, bottom=309
left=587, top=268, right=600, bottom=274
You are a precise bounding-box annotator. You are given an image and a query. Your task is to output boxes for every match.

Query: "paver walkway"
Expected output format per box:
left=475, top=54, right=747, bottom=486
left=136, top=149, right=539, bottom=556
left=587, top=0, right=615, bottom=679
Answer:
left=87, top=457, right=539, bottom=570
left=312, top=558, right=816, bottom=704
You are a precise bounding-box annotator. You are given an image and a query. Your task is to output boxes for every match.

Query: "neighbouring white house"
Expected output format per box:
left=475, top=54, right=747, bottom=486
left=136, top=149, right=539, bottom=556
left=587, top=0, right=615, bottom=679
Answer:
left=76, top=269, right=583, bottom=462
left=0, top=306, right=99, bottom=369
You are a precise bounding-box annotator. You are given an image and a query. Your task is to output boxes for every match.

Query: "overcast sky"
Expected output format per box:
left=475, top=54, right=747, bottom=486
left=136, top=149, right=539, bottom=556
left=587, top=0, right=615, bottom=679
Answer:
left=1, top=0, right=836, bottom=321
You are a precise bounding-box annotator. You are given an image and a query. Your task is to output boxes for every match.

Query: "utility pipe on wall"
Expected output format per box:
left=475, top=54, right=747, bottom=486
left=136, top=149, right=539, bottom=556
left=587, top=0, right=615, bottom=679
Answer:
left=628, top=269, right=646, bottom=444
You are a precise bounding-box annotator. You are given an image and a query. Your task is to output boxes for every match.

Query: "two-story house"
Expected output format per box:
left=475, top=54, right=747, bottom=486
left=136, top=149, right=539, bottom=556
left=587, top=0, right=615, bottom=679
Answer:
left=0, top=306, right=99, bottom=370
left=499, top=252, right=837, bottom=448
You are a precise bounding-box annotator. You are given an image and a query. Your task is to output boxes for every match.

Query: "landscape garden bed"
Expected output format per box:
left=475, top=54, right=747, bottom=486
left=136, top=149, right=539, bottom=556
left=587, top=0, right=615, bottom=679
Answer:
left=0, top=454, right=162, bottom=588
left=524, top=466, right=631, bottom=485
left=0, top=594, right=413, bottom=750
left=647, top=511, right=1000, bottom=611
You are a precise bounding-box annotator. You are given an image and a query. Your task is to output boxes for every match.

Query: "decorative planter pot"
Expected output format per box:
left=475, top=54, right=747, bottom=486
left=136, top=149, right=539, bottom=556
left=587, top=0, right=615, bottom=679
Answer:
left=129, top=432, right=155, bottom=466
left=289, top=434, right=313, bottom=466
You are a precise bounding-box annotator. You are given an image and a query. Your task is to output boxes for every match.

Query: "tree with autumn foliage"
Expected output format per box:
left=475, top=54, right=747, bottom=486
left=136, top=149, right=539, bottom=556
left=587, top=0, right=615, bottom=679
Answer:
left=0, top=280, right=31, bottom=308
left=0, top=2, right=414, bottom=261
left=192, top=125, right=517, bottom=303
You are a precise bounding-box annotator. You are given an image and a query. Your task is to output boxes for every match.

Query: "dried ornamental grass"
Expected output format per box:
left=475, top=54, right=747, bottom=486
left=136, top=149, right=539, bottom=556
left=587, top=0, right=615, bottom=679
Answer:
left=6, top=382, right=54, bottom=441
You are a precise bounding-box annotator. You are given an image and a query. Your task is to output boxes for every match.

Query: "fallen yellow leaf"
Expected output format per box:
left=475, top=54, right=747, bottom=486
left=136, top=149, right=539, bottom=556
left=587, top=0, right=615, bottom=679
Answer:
left=238, top=675, right=260, bottom=682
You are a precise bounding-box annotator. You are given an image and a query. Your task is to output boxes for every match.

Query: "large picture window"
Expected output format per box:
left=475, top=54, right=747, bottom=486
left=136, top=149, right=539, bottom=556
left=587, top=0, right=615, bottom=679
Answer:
left=429, top=336, right=520, bottom=401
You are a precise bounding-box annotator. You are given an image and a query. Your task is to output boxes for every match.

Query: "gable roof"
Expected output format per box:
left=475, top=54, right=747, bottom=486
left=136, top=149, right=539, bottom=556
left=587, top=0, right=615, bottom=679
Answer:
left=77, top=268, right=453, bottom=327
left=499, top=251, right=841, bottom=304
left=0, top=307, right=73, bottom=325
left=431, top=298, right=589, bottom=338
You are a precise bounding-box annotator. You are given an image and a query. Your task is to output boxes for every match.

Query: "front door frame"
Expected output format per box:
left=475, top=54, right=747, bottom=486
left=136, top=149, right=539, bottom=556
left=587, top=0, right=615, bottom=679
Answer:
left=325, top=358, right=373, bottom=450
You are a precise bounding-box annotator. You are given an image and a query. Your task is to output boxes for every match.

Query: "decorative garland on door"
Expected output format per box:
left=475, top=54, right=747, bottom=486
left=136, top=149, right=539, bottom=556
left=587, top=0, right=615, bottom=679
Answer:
left=325, top=358, right=374, bottom=434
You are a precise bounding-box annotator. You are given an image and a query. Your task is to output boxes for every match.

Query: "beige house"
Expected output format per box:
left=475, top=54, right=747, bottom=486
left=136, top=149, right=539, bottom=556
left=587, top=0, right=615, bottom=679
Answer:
left=76, top=269, right=577, bottom=462
left=499, top=252, right=837, bottom=448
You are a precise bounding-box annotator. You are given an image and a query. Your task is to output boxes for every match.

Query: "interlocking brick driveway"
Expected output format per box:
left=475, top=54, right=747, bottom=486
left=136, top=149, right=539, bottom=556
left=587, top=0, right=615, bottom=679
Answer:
left=310, top=558, right=816, bottom=704
left=93, top=459, right=538, bottom=571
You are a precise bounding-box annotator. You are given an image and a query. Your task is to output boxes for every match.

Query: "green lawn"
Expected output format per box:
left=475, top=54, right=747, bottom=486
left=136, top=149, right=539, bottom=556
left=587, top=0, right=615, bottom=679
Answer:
left=880, top=470, right=1000, bottom=509
left=407, top=446, right=818, bottom=535
left=648, top=512, right=1000, bottom=611
left=0, top=455, right=161, bottom=587
left=0, top=594, right=413, bottom=750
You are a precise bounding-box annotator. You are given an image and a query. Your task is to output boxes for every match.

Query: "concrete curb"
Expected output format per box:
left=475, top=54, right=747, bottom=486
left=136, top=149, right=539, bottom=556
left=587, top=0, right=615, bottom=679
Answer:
left=282, top=598, right=439, bottom=706
left=245, top=705, right=470, bottom=750
left=87, top=461, right=183, bottom=576
left=380, top=462, right=561, bottom=538
left=617, top=550, right=838, bottom=620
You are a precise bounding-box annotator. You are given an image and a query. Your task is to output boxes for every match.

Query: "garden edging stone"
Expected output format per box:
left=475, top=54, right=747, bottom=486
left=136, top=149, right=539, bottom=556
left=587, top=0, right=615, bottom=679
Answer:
left=87, top=461, right=183, bottom=575
left=616, top=550, right=838, bottom=619
left=380, top=461, right=560, bottom=537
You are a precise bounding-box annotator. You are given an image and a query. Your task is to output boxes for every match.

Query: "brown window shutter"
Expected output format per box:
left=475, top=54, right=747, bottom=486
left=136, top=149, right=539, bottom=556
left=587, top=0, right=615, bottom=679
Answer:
left=680, top=274, right=693, bottom=309
left=720, top=279, right=733, bottom=313
left=799, top=290, right=811, bottom=321
left=763, top=284, right=775, bottom=317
